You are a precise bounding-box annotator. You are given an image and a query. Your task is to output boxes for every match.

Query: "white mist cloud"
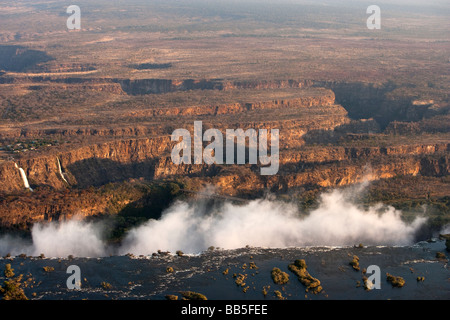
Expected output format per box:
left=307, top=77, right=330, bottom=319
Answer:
left=0, top=234, right=33, bottom=256
left=0, top=186, right=428, bottom=257
left=119, top=187, right=426, bottom=255
left=30, top=219, right=106, bottom=258
left=0, top=219, right=106, bottom=257
left=440, top=224, right=450, bottom=235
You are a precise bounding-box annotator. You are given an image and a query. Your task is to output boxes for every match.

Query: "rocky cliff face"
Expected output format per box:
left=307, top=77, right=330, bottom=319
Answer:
left=315, top=81, right=449, bottom=130
left=1, top=137, right=448, bottom=195
left=116, top=79, right=313, bottom=95
left=0, top=161, right=24, bottom=193
left=0, top=91, right=340, bottom=141
left=1, top=76, right=313, bottom=97
left=0, top=190, right=113, bottom=229
left=4, top=146, right=444, bottom=230
left=0, top=76, right=448, bottom=229
left=420, top=155, right=450, bottom=176
left=0, top=137, right=172, bottom=193
left=2, top=76, right=446, bottom=132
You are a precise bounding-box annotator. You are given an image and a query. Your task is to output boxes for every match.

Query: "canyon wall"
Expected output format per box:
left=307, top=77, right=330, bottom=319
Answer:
left=1, top=139, right=448, bottom=229
left=1, top=137, right=448, bottom=194
left=0, top=137, right=172, bottom=193
left=0, top=76, right=448, bottom=229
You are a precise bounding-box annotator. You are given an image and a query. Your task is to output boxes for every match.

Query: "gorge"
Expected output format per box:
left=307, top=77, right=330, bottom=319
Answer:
left=0, top=77, right=448, bottom=236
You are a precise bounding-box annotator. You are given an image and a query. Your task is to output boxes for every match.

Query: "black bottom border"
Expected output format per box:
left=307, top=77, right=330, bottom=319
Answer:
left=1, top=300, right=446, bottom=318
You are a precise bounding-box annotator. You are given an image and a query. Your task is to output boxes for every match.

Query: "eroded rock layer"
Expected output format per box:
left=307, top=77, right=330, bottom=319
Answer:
left=0, top=77, right=448, bottom=228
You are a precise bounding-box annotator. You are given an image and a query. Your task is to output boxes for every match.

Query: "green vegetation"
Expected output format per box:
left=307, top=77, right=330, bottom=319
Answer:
left=284, top=176, right=450, bottom=233
left=0, top=276, right=28, bottom=300
left=274, top=290, right=285, bottom=300
left=42, top=266, right=54, bottom=272
left=249, top=262, right=258, bottom=270
left=358, top=177, right=450, bottom=232
left=349, top=255, right=360, bottom=271
left=100, top=282, right=112, bottom=290
left=176, top=250, right=184, bottom=257
left=0, top=138, right=60, bottom=154
left=0, top=179, right=186, bottom=236
left=288, top=259, right=322, bottom=294
left=100, top=180, right=185, bottom=243
left=4, top=264, right=14, bottom=278
left=179, top=291, right=207, bottom=300
left=386, top=273, right=405, bottom=288
left=271, top=267, right=289, bottom=285
left=233, top=273, right=247, bottom=287
left=166, top=267, right=174, bottom=273
left=0, top=264, right=28, bottom=300
left=262, top=285, right=270, bottom=297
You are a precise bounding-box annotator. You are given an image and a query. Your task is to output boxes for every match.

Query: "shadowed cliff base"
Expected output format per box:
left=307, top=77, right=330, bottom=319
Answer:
left=0, top=45, right=54, bottom=73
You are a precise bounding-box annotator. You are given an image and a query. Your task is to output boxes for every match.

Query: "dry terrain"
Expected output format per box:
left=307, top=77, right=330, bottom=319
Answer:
left=0, top=0, right=448, bottom=236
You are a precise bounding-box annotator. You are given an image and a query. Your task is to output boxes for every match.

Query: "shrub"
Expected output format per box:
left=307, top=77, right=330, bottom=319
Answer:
left=271, top=267, right=289, bottom=285
left=101, top=282, right=112, bottom=290
left=294, top=259, right=307, bottom=269
left=386, top=273, right=405, bottom=287
left=0, top=276, right=28, bottom=300
left=416, top=276, right=425, bottom=282
left=43, top=266, right=55, bottom=272
left=274, top=290, right=286, bottom=300
left=0, top=265, right=28, bottom=300
left=288, top=259, right=322, bottom=294
left=234, top=273, right=247, bottom=287
left=4, top=264, right=14, bottom=278
left=349, top=255, right=360, bottom=271
left=179, top=291, right=207, bottom=300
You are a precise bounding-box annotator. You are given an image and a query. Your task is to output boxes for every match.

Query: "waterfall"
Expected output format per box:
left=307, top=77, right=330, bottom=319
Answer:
left=14, top=163, right=33, bottom=192
left=57, top=157, right=69, bottom=184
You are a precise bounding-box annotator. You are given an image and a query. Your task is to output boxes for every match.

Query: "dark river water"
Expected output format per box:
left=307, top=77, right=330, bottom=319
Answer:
left=0, top=239, right=448, bottom=300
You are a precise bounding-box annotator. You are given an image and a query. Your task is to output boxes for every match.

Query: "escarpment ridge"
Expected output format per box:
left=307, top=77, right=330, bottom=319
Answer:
left=1, top=135, right=448, bottom=193
left=0, top=76, right=448, bottom=230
